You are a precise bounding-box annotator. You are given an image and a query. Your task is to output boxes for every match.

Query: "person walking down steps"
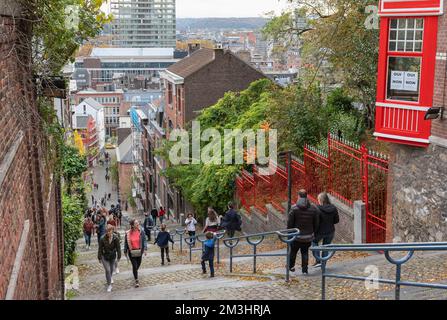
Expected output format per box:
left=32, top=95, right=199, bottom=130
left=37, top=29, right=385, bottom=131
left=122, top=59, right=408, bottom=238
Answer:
left=98, top=225, right=121, bottom=293
left=154, top=224, right=174, bottom=266
left=124, top=219, right=147, bottom=288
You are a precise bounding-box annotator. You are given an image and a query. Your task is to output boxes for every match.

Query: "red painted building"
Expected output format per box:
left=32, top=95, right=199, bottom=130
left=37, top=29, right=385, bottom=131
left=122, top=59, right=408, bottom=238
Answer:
left=374, top=0, right=447, bottom=243
left=374, top=0, right=444, bottom=147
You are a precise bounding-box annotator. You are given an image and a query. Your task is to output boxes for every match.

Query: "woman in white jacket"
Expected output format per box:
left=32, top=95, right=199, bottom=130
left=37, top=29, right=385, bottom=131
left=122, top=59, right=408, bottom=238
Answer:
left=202, top=207, right=221, bottom=233
left=185, top=213, right=198, bottom=246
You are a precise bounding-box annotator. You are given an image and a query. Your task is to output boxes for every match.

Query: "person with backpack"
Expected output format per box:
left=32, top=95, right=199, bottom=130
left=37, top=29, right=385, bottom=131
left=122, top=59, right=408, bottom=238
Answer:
left=220, top=201, right=242, bottom=239
left=151, top=208, right=158, bottom=226
left=312, top=192, right=339, bottom=267
left=154, top=224, right=174, bottom=266
left=124, top=219, right=147, bottom=288
left=96, top=210, right=107, bottom=244
left=185, top=213, right=198, bottom=247
left=287, top=189, right=319, bottom=275
left=143, top=212, right=154, bottom=242
left=98, top=225, right=121, bottom=292
left=201, top=232, right=217, bottom=278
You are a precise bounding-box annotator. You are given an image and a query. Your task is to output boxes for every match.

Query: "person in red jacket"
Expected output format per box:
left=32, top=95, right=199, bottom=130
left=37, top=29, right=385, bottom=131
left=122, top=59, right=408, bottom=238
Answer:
left=158, top=206, right=166, bottom=224
left=83, top=217, right=94, bottom=250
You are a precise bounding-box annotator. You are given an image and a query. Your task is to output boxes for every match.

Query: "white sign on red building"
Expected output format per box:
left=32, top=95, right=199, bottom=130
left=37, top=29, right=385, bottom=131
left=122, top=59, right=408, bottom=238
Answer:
left=379, top=0, right=443, bottom=16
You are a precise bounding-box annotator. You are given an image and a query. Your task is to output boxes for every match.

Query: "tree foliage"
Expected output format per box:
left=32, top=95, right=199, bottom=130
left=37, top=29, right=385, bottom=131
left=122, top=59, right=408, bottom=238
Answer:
left=62, top=145, right=88, bottom=193
left=262, top=0, right=379, bottom=127
left=162, top=79, right=275, bottom=216
left=162, top=78, right=365, bottom=215
left=20, top=0, right=112, bottom=77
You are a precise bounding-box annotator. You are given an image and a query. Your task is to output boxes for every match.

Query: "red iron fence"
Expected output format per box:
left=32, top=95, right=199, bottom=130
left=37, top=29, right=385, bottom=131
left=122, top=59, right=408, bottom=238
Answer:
left=235, top=133, right=389, bottom=243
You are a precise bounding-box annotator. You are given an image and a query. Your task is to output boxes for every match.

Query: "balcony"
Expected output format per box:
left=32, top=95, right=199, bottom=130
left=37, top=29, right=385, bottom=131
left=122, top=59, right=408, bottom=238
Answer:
left=374, top=102, right=431, bottom=147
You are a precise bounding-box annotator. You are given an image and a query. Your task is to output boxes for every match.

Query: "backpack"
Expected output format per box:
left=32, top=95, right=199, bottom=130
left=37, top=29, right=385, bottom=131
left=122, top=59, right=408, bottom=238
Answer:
left=235, top=212, right=242, bottom=231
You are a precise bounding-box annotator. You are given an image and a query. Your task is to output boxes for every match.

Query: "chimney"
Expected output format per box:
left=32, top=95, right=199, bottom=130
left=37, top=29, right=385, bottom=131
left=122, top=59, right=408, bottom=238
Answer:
left=188, top=43, right=201, bottom=56
left=213, top=44, right=224, bottom=59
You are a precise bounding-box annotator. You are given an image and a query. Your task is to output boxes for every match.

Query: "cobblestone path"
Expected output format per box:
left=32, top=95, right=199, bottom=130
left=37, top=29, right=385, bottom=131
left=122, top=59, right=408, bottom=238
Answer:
left=70, top=163, right=447, bottom=300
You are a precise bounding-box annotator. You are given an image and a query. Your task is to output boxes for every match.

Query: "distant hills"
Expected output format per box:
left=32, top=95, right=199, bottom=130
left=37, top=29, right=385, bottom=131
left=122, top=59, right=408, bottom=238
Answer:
left=177, top=18, right=270, bottom=31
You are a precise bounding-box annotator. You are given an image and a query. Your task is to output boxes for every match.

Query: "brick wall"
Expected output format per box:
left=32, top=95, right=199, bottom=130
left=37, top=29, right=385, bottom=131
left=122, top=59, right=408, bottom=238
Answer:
left=184, top=50, right=266, bottom=124
left=118, top=163, right=132, bottom=202
left=432, top=0, right=447, bottom=140
left=0, top=8, right=63, bottom=300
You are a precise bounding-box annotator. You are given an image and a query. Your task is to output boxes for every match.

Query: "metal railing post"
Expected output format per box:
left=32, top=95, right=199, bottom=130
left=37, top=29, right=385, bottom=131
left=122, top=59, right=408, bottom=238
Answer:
left=395, top=263, right=402, bottom=300
left=217, top=238, right=220, bottom=264
left=253, top=245, right=257, bottom=274
left=230, top=247, right=233, bottom=273
left=179, top=233, right=183, bottom=252
left=321, top=260, right=327, bottom=300
left=286, top=243, right=290, bottom=282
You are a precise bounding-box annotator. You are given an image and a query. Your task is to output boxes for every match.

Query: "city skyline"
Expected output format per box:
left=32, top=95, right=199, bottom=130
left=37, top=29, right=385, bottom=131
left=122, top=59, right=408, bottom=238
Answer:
left=177, top=0, right=291, bottom=18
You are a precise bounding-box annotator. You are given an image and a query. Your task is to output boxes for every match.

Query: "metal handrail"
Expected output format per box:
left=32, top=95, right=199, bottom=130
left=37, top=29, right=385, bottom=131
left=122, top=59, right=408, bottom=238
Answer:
left=150, top=226, right=185, bottom=250
left=221, top=229, right=300, bottom=282
left=311, top=242, right=447, bottom=300
left=183, top=231, right=226, bottom=263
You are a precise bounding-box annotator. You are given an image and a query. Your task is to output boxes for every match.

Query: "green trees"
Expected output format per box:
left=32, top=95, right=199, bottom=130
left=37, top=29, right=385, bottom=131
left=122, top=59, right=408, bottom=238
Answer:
left=262, top=0, right=379, bottom=127
left=62, top=184, right=86, bottom=266
left=62, top=145, right=88, bottom=195
left=163, top=79, right=275, bottom=216
left=162, top=77, right=366, bottom=216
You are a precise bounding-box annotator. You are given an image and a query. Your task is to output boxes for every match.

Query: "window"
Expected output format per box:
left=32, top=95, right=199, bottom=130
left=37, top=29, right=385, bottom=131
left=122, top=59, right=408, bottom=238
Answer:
left=388, top=18, right=424, bottom=52
left=167, top=83, right=173, bottom=105
left=387, top=57, right=421, bottom=102
left=83, top=105, right=86, bottom=114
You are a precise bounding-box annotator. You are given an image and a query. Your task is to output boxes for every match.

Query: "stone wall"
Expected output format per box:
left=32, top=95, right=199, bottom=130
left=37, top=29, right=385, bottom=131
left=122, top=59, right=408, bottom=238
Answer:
left=388, top=3, right=447, bottom=243
left=0, top=6, right=63, bottom=300
left=389, top=143, right=447, bottom=242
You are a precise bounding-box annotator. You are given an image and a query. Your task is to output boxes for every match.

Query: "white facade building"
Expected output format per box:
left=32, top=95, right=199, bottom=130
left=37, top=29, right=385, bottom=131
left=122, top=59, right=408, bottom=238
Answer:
left=72, top=98, right=106, bottom=151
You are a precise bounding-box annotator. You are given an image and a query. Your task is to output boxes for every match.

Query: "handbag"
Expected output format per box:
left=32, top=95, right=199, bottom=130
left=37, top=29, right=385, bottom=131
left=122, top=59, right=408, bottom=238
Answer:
left=130, top=249, right=142, bottom=258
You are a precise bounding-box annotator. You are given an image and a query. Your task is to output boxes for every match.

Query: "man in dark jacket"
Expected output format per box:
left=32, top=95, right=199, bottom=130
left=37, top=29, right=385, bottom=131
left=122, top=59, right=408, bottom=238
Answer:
left=220, top=201, right=241, bottom=239
left=143, top=212, right=154, bottom=241
left=287, top=190, right=319, bottom=274
left=312, top=192, right=339, bottom=267
left=151, top=208, right=158, bottom=226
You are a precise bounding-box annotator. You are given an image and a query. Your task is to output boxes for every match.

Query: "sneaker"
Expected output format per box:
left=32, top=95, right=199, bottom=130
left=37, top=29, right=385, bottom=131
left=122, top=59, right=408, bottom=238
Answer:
left=210, top=274, right=215, bottom=278
left=289, top=267, right=296, bottom=272
left=107, top=285, right=112, bottom=292
left=115, top=267, right=120, bottom=274
left=167, top=258, right=171, bottom=263
left=202, top=270, right=207, bottom=274
left=313, top=263, right=322, bottom=268
left=302, top=269, right=309, bottom=275
left=161, top=262, right=165, bottom=266
left=135, top=280, right=140, bottom=288
left=111, top=278, right=114, bottom=284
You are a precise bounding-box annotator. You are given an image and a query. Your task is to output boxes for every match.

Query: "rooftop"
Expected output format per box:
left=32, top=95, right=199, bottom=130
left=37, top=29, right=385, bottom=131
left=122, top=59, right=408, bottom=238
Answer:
left=166, top=48, right=216, bottom=78
left=81, top=98, right=104, bottom=111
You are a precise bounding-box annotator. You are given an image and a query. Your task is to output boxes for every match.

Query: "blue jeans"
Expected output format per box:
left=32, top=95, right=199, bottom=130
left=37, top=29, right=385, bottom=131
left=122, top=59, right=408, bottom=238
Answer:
left=312, top=233, right=334, bottom=263
left=84, top=233, right=91, bottom=246
left=201, top=259, right=214, bottom=276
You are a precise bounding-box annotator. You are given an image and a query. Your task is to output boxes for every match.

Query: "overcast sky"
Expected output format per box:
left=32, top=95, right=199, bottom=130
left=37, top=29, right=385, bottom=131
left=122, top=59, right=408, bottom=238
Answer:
left=176, top=0, right=292, bottom=18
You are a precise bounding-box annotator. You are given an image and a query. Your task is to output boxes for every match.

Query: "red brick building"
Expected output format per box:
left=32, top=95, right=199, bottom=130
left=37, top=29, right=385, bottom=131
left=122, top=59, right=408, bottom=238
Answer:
left=374, top=0, right=447, bottom=242
left=0, top=4, right=64, bottom=299
left=161, top=48, right=266, bottom=134
left=153, top=48, right=266, bottom=220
